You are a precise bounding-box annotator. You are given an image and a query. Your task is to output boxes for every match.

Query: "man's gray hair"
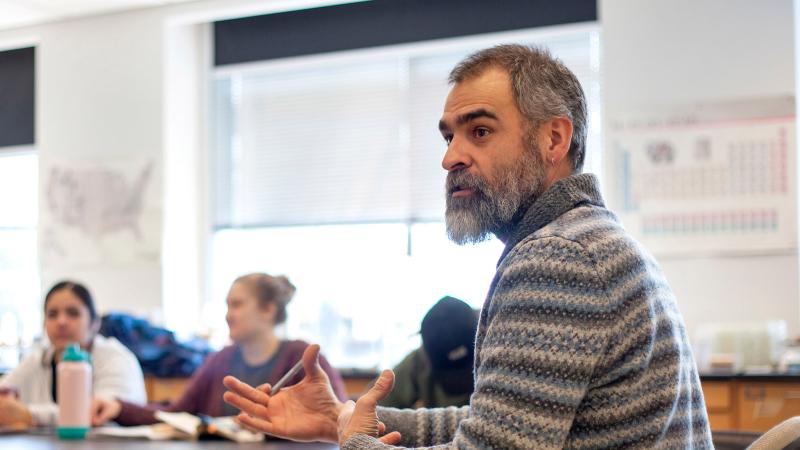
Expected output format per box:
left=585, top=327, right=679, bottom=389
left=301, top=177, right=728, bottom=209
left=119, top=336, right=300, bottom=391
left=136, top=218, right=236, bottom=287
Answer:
left=449, top=44, right=587, bottom=173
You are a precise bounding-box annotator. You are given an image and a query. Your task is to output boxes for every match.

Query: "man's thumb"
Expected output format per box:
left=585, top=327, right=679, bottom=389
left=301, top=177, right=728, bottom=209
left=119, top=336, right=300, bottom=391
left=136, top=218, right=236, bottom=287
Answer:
left=358, top=370, right=395, bottom=409
left=301, top=344, right=323, bottom=380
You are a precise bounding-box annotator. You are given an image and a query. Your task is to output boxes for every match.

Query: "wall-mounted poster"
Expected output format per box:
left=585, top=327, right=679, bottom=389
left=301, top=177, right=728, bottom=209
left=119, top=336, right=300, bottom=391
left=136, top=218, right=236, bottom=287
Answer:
left=40, top=158, right=161, bottom=266
left=608, top=98, right=796, bottom=256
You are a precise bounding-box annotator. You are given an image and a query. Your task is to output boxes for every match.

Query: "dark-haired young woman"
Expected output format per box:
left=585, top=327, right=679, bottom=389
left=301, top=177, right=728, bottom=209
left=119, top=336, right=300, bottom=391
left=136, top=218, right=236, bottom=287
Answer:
left=0, top=281, right=146, bottom=427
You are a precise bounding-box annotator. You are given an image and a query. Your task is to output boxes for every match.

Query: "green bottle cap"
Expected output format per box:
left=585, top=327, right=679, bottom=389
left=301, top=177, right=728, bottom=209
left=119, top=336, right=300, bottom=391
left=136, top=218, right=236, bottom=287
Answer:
left=61, top=343, right=89, bottom=362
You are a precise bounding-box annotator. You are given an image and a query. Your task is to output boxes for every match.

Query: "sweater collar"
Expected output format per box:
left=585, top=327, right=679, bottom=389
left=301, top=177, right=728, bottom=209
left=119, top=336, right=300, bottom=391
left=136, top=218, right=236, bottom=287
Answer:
left=498, top=173, right=604, bottom=264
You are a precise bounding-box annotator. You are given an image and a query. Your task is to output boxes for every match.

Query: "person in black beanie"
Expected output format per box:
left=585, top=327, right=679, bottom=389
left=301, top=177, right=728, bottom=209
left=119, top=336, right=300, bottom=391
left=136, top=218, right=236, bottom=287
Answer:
left=378, top=296, right=478, bottom=409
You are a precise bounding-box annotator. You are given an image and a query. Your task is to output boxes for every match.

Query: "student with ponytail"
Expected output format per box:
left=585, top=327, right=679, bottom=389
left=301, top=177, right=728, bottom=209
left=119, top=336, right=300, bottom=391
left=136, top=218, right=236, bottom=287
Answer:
left=92, top=273, right=346, bottom=426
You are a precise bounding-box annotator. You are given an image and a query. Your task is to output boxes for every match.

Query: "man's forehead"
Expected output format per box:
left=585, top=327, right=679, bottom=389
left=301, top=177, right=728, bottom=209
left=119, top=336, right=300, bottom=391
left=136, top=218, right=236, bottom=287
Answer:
left=440, top=68, right=514, bottom=123
left=449, top=67, right=509, bottom=97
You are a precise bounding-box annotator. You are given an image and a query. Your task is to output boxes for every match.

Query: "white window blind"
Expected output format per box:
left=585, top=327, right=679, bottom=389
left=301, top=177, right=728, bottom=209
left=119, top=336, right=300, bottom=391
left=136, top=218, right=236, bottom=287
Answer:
left=213, top=31, right=599, bottom=228
left=215, top=60, right=409, bottom=227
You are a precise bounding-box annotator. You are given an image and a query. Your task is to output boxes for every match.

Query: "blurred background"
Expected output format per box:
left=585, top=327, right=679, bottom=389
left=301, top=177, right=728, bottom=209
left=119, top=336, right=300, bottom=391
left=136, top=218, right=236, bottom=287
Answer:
left=0, top=0, right=797, bottom=405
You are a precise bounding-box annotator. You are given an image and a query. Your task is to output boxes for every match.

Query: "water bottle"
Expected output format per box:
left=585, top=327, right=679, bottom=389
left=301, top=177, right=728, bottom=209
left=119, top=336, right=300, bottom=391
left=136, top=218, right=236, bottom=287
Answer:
left=57, top=343, right=92, bottom=439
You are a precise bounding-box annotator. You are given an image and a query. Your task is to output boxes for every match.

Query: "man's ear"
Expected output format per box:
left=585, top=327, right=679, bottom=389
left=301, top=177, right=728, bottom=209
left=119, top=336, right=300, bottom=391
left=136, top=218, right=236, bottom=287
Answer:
left=540, top=117, right=573, bottom=164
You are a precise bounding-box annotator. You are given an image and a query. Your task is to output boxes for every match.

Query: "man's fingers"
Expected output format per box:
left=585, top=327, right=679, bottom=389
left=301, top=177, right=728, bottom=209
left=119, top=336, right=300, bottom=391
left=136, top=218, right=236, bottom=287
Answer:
left=222, top=376, right=273, bottom=420
left=233, top=415, right=269, bottom=434
left=301, top=344, right=324, bottom=381
left=223, top=391, right=270, bottom=419
left=256, top=383, right=272, bottom=394
left=236, top=413, right=275, bottom=436
left=379, top=431, right=402, bottom=445
left=223, top=376, right=270, bottom=405
left=356, top=370, right=395, bottom=410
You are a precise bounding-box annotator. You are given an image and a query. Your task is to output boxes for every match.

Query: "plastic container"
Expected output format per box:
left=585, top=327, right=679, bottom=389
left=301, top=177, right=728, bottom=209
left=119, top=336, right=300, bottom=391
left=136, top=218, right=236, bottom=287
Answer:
left=779, top=344, right=800, bottom=374
left=57, top=343, right=92, bottom=439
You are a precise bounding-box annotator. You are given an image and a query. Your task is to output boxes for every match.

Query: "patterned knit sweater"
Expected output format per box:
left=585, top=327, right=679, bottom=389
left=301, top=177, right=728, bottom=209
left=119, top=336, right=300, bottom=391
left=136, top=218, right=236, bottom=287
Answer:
left=344, top=174, right=712, bottom=450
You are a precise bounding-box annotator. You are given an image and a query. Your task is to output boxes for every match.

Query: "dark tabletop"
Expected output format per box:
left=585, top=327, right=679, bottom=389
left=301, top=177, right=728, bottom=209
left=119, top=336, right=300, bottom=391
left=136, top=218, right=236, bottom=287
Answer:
left=700, top=372, right=800, bottom=382
left=0, top=433, right=338, bottom=450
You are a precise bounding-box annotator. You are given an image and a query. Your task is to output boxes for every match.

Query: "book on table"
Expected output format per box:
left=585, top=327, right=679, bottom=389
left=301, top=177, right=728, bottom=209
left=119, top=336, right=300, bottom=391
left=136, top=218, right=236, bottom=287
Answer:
left=91, top=411, right=264, bottom=442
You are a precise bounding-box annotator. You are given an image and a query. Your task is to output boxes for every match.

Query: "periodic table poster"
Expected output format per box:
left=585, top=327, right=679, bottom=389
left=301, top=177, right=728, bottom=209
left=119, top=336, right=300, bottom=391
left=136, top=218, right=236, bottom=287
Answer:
left=609, top=111, right=797, bottom=256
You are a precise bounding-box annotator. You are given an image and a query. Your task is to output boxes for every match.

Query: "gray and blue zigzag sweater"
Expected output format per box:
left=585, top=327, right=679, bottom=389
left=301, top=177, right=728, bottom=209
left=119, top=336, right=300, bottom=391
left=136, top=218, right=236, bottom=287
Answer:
left=344, top=174, right=713, bottom=449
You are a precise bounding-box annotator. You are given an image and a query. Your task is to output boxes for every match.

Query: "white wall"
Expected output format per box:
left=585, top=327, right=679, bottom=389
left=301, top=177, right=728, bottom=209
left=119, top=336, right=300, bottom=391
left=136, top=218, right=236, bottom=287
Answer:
left=0, top=9, right=167, bottom=320
left=600, top=0, right=799, bottom=337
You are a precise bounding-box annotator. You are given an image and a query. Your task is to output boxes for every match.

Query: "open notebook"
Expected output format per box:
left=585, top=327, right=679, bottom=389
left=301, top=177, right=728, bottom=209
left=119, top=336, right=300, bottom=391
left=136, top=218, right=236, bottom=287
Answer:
left=91, top=411, right=264, bottom=442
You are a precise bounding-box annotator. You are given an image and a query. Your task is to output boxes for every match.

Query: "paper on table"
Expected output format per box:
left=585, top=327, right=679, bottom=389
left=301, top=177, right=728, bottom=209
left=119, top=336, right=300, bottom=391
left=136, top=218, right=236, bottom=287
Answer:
left=154, top=411, right=200, bottom=436
left=154, top=411, right=264, bottom=443
left=91, top=412, right=263, bottom=442
left=211, top=416, right=265, bottom=443
left=90, top=423, right=180, bottom=440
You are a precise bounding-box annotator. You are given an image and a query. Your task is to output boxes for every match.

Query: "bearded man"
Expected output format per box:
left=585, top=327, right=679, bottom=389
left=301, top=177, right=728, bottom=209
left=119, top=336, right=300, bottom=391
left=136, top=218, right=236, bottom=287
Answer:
left=223, top=44, right=713, bottom=450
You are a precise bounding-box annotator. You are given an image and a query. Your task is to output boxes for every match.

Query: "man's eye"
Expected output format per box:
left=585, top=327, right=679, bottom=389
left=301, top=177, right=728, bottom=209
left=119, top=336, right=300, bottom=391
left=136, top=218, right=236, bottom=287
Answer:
left=443, top=134, right=453, bottom=145
left=473, top=127, right=490, bottom=138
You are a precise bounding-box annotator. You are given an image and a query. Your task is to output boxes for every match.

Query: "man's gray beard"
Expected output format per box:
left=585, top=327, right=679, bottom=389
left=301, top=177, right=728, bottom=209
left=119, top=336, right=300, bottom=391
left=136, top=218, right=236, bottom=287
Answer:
left=444, top=143, right=547, bottom=245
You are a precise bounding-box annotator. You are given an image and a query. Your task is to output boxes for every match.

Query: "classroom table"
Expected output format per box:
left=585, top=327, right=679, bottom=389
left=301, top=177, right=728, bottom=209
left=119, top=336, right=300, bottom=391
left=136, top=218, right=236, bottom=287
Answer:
left=0, top=433, right=338, bottom=449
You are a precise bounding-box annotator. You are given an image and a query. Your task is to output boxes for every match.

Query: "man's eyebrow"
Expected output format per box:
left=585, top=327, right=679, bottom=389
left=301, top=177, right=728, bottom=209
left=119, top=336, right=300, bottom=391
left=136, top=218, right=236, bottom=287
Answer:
left=458, top=108, right=498, bottom=124
left=439, top=108, right=498, bottom=132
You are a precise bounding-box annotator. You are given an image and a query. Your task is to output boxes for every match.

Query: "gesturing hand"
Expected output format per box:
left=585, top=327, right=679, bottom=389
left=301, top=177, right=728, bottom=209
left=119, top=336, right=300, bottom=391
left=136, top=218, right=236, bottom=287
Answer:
left=223, top=344, right=345, bottom=443
left=338, top=369, right=401, bottom=446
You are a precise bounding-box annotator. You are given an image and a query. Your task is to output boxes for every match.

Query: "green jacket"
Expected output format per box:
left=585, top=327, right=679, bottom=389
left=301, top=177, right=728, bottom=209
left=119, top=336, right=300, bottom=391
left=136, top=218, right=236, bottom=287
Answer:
left=379, top=348, right=472, bottom=409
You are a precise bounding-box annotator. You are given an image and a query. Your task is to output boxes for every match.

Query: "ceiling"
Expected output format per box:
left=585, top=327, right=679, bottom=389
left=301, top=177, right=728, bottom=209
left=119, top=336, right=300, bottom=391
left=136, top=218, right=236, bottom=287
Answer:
left=0, top=0, right=200, bottom=30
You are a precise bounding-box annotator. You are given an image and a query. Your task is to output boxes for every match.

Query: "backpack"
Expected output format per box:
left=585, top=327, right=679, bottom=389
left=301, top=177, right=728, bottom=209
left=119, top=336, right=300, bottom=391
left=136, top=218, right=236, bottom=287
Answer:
left=99, top=312, right=212, bottom=377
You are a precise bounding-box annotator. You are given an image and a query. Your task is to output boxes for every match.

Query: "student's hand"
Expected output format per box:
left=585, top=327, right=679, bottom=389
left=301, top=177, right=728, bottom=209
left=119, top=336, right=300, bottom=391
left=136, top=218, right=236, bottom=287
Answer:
left=337, top=370, right=401, bottom=446
left=0, top=386, right=20, bottom=399
left=223, top=344, right=345, bottom=443
left=91, top=398, right=122, bottom=426
left=0, top=395, right=33, bottom=428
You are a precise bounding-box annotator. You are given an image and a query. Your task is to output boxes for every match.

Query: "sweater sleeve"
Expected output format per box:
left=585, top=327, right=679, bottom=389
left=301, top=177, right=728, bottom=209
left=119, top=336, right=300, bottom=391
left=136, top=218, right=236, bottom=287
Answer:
left=115, top=352, right=218, bottom=426
left=374, top=406, right=469, bottom=447
left=343, top=236, right=611, bottom=450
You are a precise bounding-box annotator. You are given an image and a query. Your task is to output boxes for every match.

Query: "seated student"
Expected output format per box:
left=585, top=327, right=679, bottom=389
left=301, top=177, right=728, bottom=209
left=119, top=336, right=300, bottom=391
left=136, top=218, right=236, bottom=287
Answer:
left=92, top=273, right=347, bottom=425
left=379, top=296, right=477, bottom=409
left=0, top=281, right=146, bottom=427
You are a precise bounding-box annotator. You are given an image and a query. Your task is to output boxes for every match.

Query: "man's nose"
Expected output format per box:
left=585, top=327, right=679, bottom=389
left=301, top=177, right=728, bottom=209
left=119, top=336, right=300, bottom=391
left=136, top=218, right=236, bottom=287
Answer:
left=441, top=136, right=471, bottom=172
